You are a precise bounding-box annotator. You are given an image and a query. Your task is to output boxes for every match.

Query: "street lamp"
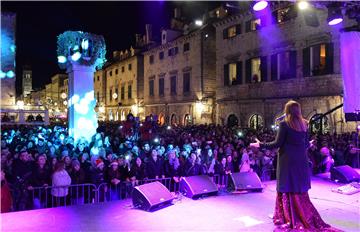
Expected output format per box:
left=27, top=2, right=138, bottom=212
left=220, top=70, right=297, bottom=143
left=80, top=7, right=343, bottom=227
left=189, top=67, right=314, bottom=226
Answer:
left=195, top=101, right=205, bottom=114
left=16, top=100, right=24, bottom=110
left=195, top=20, right=203, bottom=26
left=61, top=92, right=67, bottom=99
left=112, top=92, right=118, bottom=100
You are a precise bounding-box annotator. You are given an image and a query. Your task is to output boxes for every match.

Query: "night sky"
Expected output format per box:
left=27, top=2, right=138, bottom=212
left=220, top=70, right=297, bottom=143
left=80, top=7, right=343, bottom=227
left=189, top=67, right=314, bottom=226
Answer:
left=2, top=1, right=222, bottom=94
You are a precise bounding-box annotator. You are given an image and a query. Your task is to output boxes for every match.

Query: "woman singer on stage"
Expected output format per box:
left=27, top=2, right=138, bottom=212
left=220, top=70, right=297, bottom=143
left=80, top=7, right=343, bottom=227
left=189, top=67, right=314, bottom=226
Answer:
left=250, top=100, right=338, bottom=231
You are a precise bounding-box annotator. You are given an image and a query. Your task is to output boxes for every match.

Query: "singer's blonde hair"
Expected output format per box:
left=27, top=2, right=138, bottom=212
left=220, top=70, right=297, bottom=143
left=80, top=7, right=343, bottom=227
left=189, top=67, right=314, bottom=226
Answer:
left=284, top=100, right=308, bottom=132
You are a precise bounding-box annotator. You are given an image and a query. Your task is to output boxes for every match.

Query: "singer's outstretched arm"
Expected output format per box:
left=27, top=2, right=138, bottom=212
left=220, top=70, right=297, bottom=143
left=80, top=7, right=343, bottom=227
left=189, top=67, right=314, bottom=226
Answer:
left=260, top=121, right=287, bottom=150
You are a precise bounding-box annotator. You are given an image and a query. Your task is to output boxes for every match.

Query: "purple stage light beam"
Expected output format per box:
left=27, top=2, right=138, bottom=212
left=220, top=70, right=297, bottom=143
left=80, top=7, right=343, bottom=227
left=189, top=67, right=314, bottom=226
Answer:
left=328, top=18, right=343, bottom=26
left=253, top=1, right=268, bottom=11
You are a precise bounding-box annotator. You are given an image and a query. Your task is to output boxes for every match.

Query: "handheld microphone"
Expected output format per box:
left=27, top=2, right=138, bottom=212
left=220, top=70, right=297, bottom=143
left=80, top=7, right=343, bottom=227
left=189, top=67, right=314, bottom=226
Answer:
left=275, top=113, right=286, bottom=122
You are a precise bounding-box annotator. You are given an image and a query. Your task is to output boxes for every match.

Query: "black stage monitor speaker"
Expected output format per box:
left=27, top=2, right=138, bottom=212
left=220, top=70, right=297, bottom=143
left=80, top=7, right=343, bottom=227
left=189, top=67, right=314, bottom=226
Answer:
left=180, top=175, right=218, bottom=199
left=132, top=181, right=175, bottom=211
left=330, top=165, right=360, bottom=183
left=228, top=172, right=263, bottom=192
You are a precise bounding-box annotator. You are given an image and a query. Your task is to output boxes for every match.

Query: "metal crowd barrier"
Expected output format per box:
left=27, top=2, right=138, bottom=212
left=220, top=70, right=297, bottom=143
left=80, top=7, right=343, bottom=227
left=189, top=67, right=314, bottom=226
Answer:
left=22, top=171, right=275, bottom=212
left=29, top=183, right=97, bottom=209
left=96, top=177, right=178, bottom=203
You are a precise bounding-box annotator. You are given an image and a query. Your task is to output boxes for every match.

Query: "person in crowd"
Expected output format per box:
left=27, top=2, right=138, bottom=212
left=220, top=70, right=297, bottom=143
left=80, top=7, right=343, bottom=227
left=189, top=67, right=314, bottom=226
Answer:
left=164, top=149, right=181, bottom=191
left=73, top=138, right=89, bottom=158
left=139, top=142, right=151, bottom=161
left=69, top=159, right=86, bottom=205
left=106, top=161, right=122, bottom=200
left=216, top=157, right=227, bottom=188
left=146, top=149, right=164, bottom=179
left=225, top=155, right=234, bottom=175
left=250, top=100, right=335, bottom=231
left=239, top=149, right=253, bottom=173
left=62, top=153, right=72, bottom=174
left=320, top=146, right=335, bottom=173
left=51, top=161, right=71, bottom=207
left=29, top=154, right=51, bottom=209
left=232, top=150, right=240, bottom=173
left=12, top=150, right=33, bottom=211
left=129, top=157, right=146, bottom=185
left=1, top=170, right=13, bottom=213
left=117, top=156, right=130, bottom=182
left=91, top=159, right=107, bottom=202
left=185, top=153, right=203, bottom=176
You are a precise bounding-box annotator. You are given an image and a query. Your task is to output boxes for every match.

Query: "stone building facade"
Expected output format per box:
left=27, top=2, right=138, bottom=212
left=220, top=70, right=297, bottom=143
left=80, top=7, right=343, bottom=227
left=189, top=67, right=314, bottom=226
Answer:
left=98, top=48, right=144, bottom=121
left=214, top=2, right=357, bottom=133
left=142, top=7, right=227, bottom=125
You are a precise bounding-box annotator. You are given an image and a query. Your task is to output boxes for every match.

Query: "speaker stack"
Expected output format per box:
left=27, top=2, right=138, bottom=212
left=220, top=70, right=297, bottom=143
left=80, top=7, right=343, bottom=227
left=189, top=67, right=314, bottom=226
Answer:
left=228, top=172, right=264, bottom=192
left=330, top=165, right=360, bottom=183
left=180, top=175, right=218, bottom=199
left=132, top=181, right=175, bottom=211
left=133, top=173, right=264, bottom=211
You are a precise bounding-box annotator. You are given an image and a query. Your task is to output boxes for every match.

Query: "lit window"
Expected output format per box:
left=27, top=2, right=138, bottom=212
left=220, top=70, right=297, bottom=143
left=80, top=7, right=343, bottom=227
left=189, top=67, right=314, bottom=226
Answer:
left=251, top=19, right=261, bottom=31
left=320, top=44, right=326, bottom=68
left=251, top=58, right=261, bottom=83
left=216, top=10, right=220, bottom=18
left=229, top=63, right=237, bottom=84
left=310, top=43, right=329, bottom=76
left=228, top=26, right=236, bottom=38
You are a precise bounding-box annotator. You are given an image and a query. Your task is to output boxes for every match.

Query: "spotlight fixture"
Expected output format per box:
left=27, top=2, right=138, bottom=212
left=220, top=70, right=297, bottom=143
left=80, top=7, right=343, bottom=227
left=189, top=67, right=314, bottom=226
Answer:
left=195, top=20, right=203, bottom=26
left=298, top=1, right=309, bottom=10
left=252, top=0, right=268, bottom=12
left=71, top=52, right=81, bottom=61
left=57, top=55, right=67, bottom=63
left=327, top=3, right=343, bottom=26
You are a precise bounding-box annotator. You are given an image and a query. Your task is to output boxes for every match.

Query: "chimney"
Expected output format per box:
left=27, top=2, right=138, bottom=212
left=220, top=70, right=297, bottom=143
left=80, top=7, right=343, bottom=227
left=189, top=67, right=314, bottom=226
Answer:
left=145, top=24, right=152, bottom=44
left=174, top=8, right=181, bottom=19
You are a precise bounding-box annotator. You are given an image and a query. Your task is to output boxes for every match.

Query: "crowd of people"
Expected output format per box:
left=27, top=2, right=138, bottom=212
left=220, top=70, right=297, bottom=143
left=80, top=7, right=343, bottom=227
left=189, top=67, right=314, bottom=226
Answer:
left=1, top=114, right=359, bottom=213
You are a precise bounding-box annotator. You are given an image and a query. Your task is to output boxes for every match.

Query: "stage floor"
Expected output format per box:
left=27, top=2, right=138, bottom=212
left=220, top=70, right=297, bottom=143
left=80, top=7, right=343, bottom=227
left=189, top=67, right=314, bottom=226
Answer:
left=1, top=177, right=359, bottom=232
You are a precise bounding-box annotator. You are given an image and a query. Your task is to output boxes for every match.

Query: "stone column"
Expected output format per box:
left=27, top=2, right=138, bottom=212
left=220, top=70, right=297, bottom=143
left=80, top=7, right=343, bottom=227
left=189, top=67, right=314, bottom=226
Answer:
left=67, top=63, right=97, bottom=142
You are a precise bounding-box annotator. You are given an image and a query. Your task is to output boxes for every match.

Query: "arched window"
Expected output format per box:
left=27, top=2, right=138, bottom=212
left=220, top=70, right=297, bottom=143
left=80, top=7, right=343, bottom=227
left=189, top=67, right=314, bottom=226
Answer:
left=109, top=110, right=113, bottom=121
left=120, top=110, right=126, bottom=121
left=184, top=114, right=192, bottom=126
left=158, top=112, right=166, bottom=126
left=227, top=114, right=239, bottom=127
left=171, top=114, right=178, bottom=126
left=249, top=114, right=264, bottom=130
left=310, top=114, right=330, bottom=134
